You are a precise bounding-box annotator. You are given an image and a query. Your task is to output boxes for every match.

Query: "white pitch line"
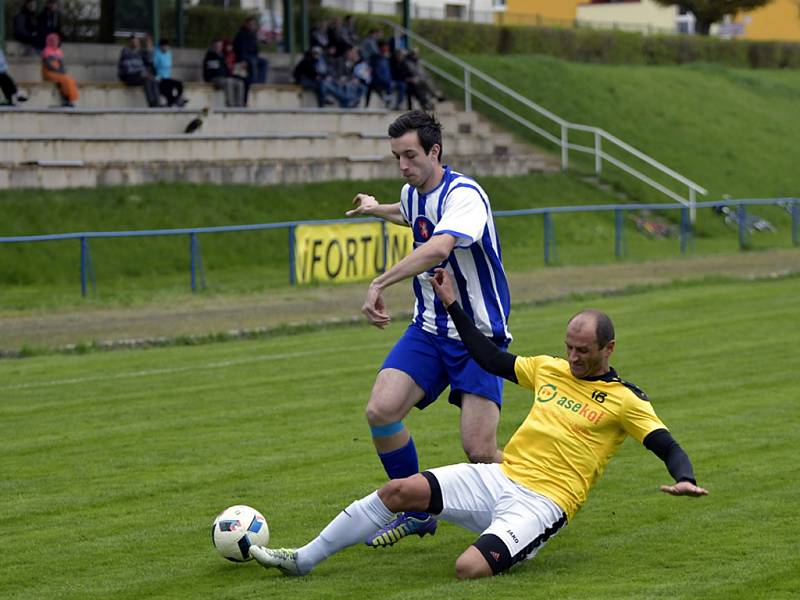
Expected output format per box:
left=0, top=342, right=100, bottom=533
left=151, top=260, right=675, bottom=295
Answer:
left=0, top=341, right=390, bottom=392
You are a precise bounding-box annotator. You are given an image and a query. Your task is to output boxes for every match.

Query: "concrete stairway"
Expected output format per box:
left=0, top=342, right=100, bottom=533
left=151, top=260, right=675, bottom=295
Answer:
left=3, top=40, right=295, bottom=85
left=0, top=41, right=559, bottom=188
left=14, top=81, right=314, bottom=109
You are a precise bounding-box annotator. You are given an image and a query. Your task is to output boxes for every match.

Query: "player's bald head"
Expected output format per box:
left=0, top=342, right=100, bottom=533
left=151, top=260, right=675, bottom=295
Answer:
left=567, top=309, right=615, bottom=349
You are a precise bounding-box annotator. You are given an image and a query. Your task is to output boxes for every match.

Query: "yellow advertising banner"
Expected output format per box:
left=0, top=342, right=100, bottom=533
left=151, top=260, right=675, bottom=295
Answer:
left=293, top=222, right=414, bottom=284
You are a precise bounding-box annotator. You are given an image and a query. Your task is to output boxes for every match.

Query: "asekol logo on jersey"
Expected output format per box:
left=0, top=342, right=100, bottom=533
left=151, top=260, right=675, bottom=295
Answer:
left=413, top=216, right=435, bottom=243
left=536, top=383, right=606, bottom=425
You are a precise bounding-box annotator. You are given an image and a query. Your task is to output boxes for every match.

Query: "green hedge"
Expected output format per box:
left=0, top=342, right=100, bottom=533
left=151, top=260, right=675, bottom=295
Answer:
left=450, top=21, right=800, bottom=69
left=161, top=5, right=251, bottom=49
left=314, top=6, right=800, bottom=70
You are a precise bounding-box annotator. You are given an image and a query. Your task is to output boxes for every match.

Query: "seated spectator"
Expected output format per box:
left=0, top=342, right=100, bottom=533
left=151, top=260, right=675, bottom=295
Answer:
left=360, top=29, right=382, bottom=66
left=327, top=15, right=356, bottom=58
left=400, top=48, right=434, bottom=111
left=309, top=20, right=329, bottom=51
left=391, top=48, right=416, bottom=109
left=13, top=0, right=39, bottom=53
left=367, top=40, right=404, bottom=109
left=0, top=48, right=28, bottom=105
left=352, top=49, right=372, bottom=102
left=293, top=46, right=334, bottom=108
left=153, top=38, right=188, bottom=107
left=233, top=16, right=269, bottom=85
left=339, top=15, right=359, bottom=50
left=38, top=0, right=63, bottom=51
left=326, top=17, right=344, bottom=55
left=118, top=35, right=160, bottom=108
left=203, top=39, right=248, bottom=107
left=222, top=38, right=251, bottom=90
left=324, top=44, right=364, bottom=109
left=41, top=33, right=78, bottom=107
left=407, top=48, right=445, bottom=104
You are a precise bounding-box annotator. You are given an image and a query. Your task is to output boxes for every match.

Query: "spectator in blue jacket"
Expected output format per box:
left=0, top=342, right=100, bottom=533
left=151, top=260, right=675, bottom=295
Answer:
left=203, top=39, right=248, bottom=107
left=153, top=38, right=188, bottom=107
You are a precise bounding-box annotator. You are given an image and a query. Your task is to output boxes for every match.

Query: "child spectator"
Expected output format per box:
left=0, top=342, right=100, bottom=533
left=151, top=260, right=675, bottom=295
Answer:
left=41, top=33, right=78, bottom=107
left=233, top=16, right=269, bottom=84
left=203, top=39, right=248, bottom=107
left=118, top=35, right=160, bottom=107
left=153, top=38, right=188, bottom=107
left=0, top=48, right=28, bottom=105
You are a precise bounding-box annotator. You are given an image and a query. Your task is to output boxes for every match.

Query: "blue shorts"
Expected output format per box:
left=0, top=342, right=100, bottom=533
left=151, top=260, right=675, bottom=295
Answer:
left=381, top=324, right=505, bottom=410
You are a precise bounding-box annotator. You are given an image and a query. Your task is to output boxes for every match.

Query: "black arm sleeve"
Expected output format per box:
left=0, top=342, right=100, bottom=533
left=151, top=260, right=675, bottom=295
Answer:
left=446, top=301, right=518, bottom=383
left=643, top=428, right=697, bottom=484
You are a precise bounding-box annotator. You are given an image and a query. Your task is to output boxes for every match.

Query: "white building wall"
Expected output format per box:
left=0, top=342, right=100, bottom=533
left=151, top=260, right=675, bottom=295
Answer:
left=321, top=0, right=497, bottom=24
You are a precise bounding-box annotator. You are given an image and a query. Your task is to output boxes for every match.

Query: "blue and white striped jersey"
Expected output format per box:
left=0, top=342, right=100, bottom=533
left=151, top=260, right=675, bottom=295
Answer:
left=398, top=166, right=511, bottom=344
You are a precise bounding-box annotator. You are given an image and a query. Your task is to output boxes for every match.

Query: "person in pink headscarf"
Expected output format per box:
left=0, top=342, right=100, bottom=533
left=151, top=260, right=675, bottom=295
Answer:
left=41, top=32, right=79, bottom=107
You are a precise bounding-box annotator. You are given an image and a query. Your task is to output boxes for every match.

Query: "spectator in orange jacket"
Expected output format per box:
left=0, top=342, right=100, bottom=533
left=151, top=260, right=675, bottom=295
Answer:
left=41, top=33, right=79, bottom=107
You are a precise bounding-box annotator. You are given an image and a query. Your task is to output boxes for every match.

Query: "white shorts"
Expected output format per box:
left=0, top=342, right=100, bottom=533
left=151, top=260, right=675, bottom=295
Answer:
left=426, top=463, right=567, bottom=570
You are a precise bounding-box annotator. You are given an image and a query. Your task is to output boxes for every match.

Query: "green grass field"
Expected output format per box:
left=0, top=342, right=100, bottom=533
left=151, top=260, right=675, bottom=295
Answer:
left=2, top=275, right=797, bottom=599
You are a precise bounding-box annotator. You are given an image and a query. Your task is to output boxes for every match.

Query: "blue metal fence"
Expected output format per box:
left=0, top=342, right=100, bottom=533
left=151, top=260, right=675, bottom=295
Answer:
left=0, top=199, right=796, bottom=297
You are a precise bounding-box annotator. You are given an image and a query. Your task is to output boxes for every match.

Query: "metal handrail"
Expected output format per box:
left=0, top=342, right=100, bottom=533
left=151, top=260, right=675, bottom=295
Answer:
left=388, top=22, right=707, bottom=219
left=2, top=198, right=796, bottom=296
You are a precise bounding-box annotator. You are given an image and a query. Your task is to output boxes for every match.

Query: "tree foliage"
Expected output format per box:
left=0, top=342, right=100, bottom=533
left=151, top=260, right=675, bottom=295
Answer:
left=654, top=0, right=774, bottom=34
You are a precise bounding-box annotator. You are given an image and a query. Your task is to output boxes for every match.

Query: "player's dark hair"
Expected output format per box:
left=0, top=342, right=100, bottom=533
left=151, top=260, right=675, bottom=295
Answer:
left=388, top=110, right=443, bottom=162
left=569, top=309, right=615, bottom=348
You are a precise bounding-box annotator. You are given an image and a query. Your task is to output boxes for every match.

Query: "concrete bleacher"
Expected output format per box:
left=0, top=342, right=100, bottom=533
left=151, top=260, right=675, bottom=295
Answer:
left=0, top=106, right=487, bottom=136
left=16, top=81, right=315, bottom=109
left=0, top=41, right=559, bottom=188
left=3, top=40, right=295, bottom=85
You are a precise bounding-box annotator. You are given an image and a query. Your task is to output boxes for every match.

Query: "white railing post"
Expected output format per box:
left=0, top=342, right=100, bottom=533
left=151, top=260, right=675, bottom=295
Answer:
left=464, top=68, right=472, bottom=112
left=561, top=125, right=569, bottom=169
left=594, top=130, right=602, bottom=175
left=689, top=187, right=697, bottom=224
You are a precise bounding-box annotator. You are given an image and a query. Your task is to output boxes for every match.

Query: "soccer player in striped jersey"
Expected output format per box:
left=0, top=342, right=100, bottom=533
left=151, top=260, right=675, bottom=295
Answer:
left=344, top=110, right=511, bottom=546
left=250, top=270, right=707, bottom=579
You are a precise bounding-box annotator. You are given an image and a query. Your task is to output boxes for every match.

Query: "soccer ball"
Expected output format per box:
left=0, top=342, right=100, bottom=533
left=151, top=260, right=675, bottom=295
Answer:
left=211, top=505, right=270, bottom=562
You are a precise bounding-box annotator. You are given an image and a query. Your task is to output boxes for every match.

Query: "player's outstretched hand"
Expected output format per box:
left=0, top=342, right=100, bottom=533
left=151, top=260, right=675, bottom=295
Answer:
left=347, top=193, right=379, bottom=217
left=431, top=268, right=457, bottom=307
left=362, top=281, right=390, bottom=329
left=659, top=480, right=708, bottom=497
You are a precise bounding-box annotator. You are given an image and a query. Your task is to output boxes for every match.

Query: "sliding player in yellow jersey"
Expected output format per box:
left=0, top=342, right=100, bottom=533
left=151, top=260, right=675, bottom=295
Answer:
left=250, top=268, right=707, bottom=579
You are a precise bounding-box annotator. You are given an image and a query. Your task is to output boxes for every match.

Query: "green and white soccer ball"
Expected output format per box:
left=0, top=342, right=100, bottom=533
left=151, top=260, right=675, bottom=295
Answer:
left=211, top=505, right=270, bottom=562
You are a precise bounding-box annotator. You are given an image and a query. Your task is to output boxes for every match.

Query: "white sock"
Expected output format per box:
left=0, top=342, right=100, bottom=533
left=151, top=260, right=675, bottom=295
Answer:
left=295, top=491, right=394, bottom=574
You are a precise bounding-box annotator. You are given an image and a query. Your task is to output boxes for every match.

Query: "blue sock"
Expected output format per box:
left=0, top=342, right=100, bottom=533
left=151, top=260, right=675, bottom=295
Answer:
left=377, top=437, right=428, bottom=519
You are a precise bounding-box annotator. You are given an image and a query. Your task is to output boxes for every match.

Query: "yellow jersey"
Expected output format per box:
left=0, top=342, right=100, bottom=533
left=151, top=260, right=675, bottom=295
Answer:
left=500, top=355, right=666, bottom=520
